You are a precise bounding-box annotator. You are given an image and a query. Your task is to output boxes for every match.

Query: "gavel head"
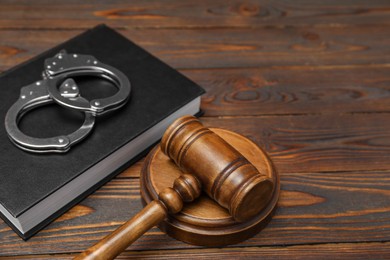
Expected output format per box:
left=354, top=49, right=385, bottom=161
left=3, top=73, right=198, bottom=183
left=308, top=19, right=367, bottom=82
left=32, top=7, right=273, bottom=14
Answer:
left=161, top=116, right=274, bottom=222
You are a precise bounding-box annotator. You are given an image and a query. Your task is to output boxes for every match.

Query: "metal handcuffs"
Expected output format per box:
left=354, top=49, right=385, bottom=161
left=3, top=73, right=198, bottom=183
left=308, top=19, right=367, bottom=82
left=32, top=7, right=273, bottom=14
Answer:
left=4, top=51, right=131, bottom=153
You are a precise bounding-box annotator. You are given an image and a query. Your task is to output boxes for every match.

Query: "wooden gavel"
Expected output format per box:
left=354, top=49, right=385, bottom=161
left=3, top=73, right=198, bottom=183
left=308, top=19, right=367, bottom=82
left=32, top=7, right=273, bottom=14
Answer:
left=76, top=116, right=274, bottom=260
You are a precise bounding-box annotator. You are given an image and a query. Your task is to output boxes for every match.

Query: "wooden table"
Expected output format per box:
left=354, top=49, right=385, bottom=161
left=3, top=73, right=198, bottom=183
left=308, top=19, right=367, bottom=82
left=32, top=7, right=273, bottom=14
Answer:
left=1, top=1, right=389, bottom=259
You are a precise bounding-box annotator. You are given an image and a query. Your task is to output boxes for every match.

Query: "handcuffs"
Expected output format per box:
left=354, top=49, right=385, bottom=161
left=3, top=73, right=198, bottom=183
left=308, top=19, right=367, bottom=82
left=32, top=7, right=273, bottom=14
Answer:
left=4, top=51, right=131, bottom=153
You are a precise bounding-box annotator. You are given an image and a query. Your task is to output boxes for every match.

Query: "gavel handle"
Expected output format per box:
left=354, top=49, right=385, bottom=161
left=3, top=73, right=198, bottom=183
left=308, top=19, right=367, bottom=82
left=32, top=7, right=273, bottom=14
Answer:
left=75, top=173, right=201, bottom=260
left=74, top=201, right=167, bottom=260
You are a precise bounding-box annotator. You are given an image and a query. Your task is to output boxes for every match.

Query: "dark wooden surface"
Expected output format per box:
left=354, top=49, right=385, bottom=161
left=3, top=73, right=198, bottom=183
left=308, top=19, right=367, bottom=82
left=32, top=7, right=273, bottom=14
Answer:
left=0, top=1, right=389, bottom=259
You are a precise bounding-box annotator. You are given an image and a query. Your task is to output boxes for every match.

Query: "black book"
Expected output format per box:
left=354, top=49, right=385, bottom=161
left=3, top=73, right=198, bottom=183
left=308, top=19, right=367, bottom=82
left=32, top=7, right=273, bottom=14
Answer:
left=0, top=25, right=204, bottom=239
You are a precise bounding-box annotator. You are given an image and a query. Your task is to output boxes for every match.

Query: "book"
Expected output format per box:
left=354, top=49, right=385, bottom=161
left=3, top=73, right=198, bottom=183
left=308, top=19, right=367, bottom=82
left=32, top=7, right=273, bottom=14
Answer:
left=0, top=24, right=205, bottom=239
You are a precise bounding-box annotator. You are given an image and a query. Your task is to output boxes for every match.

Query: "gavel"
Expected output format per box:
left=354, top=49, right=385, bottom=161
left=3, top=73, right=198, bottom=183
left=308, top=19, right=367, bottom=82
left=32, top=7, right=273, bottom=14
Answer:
left=76, top=116, right=274, bottom=260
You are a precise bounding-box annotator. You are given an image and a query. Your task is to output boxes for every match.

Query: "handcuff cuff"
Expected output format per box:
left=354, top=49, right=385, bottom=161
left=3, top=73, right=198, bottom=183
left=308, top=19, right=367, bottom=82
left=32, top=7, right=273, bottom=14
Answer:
left=4, top=51, right=131, bottom=153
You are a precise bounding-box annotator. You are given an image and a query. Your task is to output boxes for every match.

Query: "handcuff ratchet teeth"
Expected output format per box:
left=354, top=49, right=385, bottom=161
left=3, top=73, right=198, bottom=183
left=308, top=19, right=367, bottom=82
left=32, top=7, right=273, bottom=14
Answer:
left=44, top=50, right=131, bottom=116
left=4, top=51, right=131, bottom=153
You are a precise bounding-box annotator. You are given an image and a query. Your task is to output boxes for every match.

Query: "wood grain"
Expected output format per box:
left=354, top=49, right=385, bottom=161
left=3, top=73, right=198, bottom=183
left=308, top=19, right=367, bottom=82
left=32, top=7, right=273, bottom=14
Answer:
left=1, top=114, right=385, bottom=255
left=0, top=1, right=389, bottom=258
left=0, top=0, right=389, bottom=29
left=102, top=242, right=390, bottom=259
left=0, top=26, right=389, bottom=71
left=120, top=113, right=390, bottom=177
left=76, top=173, right=201, bottom=260
left=205, top=115, right=390, bottom=173
left=143, top=125, right=279, bottom=246
left=3, top=62, right=390, bottom=117
left=3, top=242, right=390, bottom=259
left=118, top=114, right=390, bottom=177
left=184, top=66, right=390, bottom=116
left=0, top=169, right=389, bottom=256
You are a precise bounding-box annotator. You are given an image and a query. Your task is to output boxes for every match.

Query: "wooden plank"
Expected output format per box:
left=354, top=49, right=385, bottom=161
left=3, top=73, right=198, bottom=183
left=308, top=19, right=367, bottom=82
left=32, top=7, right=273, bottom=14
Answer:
left=2, top=64, right=390, bottom=117
left=1, top=168, right=389, bottom=256
left=4, top=242, right=390, bottom=259
left=2, top=64, right=390, bottom=118
left=0, top=2, right=389, bottom=258
left=183, top=66, right=390, bottom=116
left=202, top=115, right=390, bottom=173
left=0, top=0, right=389, bottom=29
left=118, top=114, right=390, bottom=177
left=107, top=242, right=390, bottom=259
left=0, top=26, right=389, bottom=71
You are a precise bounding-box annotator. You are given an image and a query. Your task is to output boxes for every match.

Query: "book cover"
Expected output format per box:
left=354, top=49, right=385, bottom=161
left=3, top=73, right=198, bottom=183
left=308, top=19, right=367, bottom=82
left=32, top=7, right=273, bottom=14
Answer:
left=0, top=24, right=204, bottom=239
